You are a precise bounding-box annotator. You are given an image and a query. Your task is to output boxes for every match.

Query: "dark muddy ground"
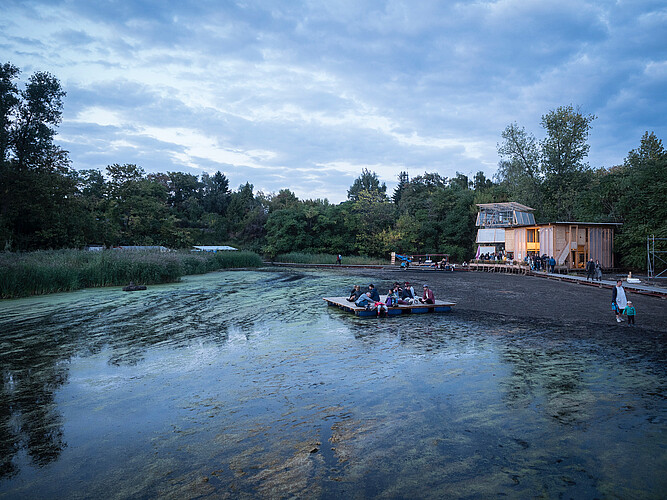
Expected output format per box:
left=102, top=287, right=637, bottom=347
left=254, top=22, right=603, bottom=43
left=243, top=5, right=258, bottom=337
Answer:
left=336, top=268, right=667, bottom=335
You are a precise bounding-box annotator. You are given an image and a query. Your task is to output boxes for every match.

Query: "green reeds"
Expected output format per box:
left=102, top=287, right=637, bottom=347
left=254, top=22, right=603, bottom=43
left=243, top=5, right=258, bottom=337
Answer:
left=0, top=249, right=263, bottom=299
left=271, top=252, right=385, bottom=265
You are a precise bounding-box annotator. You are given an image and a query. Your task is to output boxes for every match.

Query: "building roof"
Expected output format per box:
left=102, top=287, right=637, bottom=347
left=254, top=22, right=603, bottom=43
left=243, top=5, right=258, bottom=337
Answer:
left=551, top=222, right=622, bottom=226
left=114, top=245, right=170, bottom=251
left=192, top=245, right=238, bottom=251
left=508, top=222, right=623, bottom=228
left=476, top=202, right=535, bottom=212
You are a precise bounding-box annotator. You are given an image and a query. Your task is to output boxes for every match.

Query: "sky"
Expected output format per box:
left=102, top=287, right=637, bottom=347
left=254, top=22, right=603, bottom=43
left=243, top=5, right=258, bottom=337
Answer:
left=2, top=0, right=666, bottom=203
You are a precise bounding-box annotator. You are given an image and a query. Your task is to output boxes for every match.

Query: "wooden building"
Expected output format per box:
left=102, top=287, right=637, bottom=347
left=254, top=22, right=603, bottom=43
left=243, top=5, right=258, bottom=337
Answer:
left=505, top=222, right=619, bottom=269
left=475, top=202, right=535, bottom=255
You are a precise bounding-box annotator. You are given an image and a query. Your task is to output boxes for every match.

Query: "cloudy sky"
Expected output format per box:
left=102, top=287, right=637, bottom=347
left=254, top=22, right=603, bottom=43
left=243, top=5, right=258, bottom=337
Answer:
left=2, top=1, right=666, bottom=202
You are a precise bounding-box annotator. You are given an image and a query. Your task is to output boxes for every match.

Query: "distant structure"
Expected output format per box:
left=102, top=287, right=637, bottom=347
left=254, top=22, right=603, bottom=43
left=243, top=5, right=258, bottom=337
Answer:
left=84, top=244, right=104, bottom=252
left=113, top=245, right=170, bottom=252
left=475, top=202, right=535, bottom=257
left=192, top=245, right=237, bottom=252
left=475, top=203, right=620, bottom=269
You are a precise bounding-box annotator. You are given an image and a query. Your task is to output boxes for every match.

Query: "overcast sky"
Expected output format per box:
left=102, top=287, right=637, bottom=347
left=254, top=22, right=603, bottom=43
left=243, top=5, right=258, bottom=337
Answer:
left=2, top=1, right=666, bottom=202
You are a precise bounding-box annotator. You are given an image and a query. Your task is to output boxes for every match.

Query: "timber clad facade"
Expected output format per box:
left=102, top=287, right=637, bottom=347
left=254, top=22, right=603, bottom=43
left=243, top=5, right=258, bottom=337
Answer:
left=476, top=202, right=619, bottom=270
left=505, top=223, right=617, bottom=269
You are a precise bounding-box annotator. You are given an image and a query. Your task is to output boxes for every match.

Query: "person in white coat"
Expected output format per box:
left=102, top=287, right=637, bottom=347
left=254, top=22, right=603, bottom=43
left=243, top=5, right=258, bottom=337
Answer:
left=612, top=280, right=628, bottom=323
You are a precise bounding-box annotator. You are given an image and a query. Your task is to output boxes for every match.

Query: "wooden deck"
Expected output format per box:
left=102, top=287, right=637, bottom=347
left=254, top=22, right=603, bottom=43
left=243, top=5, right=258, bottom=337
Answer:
left=323, top=296, right=456, bottom=317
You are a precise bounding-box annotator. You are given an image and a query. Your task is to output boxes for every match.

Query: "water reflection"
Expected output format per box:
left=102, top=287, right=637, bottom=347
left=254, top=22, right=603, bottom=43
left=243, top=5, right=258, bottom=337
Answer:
left=0, top=270, right=665, bottom=498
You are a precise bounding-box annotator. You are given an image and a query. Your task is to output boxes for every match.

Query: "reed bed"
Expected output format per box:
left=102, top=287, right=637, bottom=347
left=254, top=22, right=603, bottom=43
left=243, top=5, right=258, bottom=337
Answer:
left=0, top=249, right=263, bottom=299
left=271, top=252, right=386, bottom=265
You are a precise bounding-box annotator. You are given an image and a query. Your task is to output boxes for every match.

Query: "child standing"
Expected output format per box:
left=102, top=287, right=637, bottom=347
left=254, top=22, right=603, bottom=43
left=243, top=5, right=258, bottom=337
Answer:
left=623, top=301, right=636, bottom=326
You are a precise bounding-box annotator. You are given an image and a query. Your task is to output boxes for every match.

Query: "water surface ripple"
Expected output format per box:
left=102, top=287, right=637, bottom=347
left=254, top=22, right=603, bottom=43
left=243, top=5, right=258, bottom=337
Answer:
left=0, top=270, right=665, bottom=498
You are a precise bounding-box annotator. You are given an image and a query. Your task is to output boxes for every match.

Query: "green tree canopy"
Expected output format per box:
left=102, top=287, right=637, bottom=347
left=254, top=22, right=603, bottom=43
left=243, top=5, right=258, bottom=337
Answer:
left=347, top=168, right=387, bottom=202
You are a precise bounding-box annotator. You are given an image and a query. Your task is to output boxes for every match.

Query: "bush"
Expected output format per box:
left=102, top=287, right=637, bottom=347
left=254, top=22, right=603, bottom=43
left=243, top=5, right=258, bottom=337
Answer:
left=270, top=252, right=385, bottom=265
left=0, top=249, right=263, bottom=299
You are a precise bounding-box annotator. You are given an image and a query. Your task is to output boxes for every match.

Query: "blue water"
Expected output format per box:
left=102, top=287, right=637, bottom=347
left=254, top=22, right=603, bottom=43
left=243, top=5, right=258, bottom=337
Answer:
left=0, top=270, right=665, bottom=498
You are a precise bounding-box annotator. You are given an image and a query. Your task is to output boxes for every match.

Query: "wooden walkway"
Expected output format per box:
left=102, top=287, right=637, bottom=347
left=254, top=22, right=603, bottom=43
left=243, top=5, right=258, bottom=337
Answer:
left=528, top=272, right=667, bottom=298
left=469, top=263, right=667, bottom=298
left=323, top=296, right=456, bottom=317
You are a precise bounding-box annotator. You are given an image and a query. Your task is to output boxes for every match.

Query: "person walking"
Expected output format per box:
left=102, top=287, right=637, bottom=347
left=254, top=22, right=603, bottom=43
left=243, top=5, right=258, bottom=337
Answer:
left=623, top=301, right=636, bottom=326
left=586, top=258, right=595, bottom=281
left=612, top=280, right=628, bottom=323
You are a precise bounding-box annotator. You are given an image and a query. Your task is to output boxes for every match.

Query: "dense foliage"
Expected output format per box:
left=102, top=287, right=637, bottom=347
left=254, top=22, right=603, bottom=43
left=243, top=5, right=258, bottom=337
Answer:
left=2, top=64, right=665, bottom=269
left=0, top=249, right=263, bottom=298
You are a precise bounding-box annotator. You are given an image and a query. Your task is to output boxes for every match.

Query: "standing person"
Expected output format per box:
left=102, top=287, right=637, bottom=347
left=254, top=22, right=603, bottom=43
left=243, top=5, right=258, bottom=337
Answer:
left=623, top=301, right=636, bottom=326
left=549, top=256, right=556, bottom=273
left=594, top=260, right=603, bottom=281
left=612, top=280, right=628, bottom=323
left=421, top=284, right=435, bottom=304
left=336, top=254, right=342, bottom=265
left=586, top=258, right=595, bottom=281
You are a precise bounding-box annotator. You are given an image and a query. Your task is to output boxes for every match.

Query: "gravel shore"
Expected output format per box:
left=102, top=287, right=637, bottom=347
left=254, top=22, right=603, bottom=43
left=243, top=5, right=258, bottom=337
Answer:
left=335, top=268, right=667, bottom=335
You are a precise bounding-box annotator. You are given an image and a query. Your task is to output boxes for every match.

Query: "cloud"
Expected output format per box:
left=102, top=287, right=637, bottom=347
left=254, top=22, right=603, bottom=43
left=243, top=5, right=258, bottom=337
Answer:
left=2, top=0, right=665, bottom=201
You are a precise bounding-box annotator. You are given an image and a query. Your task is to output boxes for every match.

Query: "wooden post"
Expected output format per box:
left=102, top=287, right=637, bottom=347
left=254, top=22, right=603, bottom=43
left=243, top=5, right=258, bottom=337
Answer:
left=567, top=225, right=572, bottom=269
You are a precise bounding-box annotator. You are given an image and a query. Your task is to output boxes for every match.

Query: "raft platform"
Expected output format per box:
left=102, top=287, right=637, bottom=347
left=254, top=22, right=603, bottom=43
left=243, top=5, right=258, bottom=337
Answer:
left=323, top=296, right=456, bottom=317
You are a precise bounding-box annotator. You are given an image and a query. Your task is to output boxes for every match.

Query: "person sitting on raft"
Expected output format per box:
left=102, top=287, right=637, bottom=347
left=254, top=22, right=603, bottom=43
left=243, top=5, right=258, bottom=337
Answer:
left=355, top=284, right=380, bottom=308
left=420, top=284, right=435, bottom=304
left=347, top=285, right=363, bottom=302
left=399, top=281, right=415, bottom=304
left=386, top=287, right=399, bottom=307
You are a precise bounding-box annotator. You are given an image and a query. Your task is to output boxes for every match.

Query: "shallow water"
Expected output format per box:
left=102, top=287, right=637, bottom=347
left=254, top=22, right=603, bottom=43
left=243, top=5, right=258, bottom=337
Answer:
left=0, top=269, right=665, bottom=499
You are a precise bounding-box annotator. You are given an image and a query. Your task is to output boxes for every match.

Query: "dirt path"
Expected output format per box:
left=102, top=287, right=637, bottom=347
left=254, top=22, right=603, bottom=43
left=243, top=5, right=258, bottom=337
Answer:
left=336, top=268, right=667, bottom=334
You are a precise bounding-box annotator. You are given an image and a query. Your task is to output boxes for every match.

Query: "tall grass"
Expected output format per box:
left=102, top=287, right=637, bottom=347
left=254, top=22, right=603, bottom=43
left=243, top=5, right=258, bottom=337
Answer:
left=0, top=249, right=263, bottom=299
left=271, top=252, right=386, bottom=265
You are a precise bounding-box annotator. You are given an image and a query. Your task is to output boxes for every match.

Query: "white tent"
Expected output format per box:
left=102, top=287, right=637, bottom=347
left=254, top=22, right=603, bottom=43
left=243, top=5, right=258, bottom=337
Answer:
left=192, top=245, right=237, bottom=252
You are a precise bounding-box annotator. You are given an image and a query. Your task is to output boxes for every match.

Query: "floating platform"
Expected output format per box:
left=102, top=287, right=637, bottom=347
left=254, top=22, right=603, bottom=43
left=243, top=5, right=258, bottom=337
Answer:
left=323, top=296, right=456, bottom=317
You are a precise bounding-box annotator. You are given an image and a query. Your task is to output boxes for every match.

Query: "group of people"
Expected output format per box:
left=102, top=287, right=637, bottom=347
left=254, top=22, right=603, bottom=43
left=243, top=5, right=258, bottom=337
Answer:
left=346, top=282, right=435, bottom=316
left=525, top=254, right=557, bottom=273
left=478, top=251, right=506, bottom=261
left=585, top=258, right=604, bottom=281
left=612, top=280, right=637, bottom=325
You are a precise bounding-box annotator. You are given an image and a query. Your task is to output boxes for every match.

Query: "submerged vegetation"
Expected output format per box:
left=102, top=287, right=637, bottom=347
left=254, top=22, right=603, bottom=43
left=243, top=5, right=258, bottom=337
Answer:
left=0, top=249, right=263, bottom=298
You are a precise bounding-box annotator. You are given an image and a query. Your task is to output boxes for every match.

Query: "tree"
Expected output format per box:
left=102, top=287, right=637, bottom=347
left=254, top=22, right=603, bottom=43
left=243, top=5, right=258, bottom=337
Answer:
left=167, top=172, right=201, bottom=212
left=201, top=171, right=230, bottom=215
left=450, top=173, right=471, bottom=190
left=540, top=105, right=596, bottom=177
left=347, top=168, right=387, bottom=202
left=352, top=189, right=395, bottom=256
left=614, top=132, right=667, bottom=268
left=539, top=105, right=596, bottom=221
left=0, top=62, right=20, bottom=165
left=11, top=71, right=66, bottom=171
left=105, top=164, right=174, bottom=245
left=392, top=171, right=409, bottom=204
left=473, top=171, right=493, bottom=192
left=0, top=65, right=75, bottom=250
left=226, top=183, right=267, bottom=249
left=496, top=122, right=542, bottom=213
left=267, top=189, right=300, bottom=212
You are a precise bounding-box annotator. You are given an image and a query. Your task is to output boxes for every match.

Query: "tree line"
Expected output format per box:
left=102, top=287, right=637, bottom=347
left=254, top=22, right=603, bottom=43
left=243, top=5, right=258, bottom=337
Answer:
left=1, top=63, right=665, bottom=268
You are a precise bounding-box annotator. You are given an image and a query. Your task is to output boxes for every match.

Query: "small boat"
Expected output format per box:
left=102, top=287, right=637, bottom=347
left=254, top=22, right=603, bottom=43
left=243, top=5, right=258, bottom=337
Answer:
left=122, top=282, right=147, bottom=291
